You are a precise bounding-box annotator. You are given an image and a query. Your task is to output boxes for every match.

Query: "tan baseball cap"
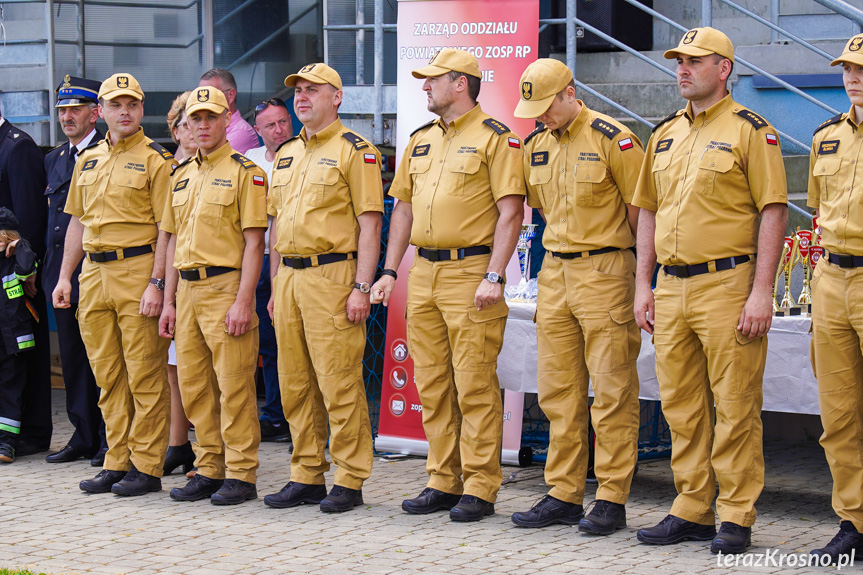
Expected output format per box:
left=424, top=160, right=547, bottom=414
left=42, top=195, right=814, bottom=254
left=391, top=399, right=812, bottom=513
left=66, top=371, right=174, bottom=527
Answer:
left=185, top=86, right=229, bottom=116
left=284, top=63, right=343, bottom=90
left=513, top=59, right=573, bottom=119
left=831, top=34, right=863, bottom=67
left=98, top=73, right=144, bottom=101
left=412, top=48, right=481, bottom=79
left=664, top=27, right=735, bottom=63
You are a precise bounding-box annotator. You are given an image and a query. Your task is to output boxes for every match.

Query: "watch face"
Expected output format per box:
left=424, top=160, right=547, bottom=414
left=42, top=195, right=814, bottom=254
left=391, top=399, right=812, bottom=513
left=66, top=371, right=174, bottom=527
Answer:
left=356, top=282, right=371, bottom=294
left=486, top=272, right=501, bottom=284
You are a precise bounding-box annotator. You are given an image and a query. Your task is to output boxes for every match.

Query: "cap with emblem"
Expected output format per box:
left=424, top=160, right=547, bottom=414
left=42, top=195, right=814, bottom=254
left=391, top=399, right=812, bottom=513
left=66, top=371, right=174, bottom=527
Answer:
left=98, top=73, right=144, bottom=101
left=0, top=207, right=19, bottom=231
left=831, top=34, right=863, bottom=67
left=513, top=59, right=573, bottom=119
left=284, top=63, right=343, bottom=90
left=664, top=27, right=734, bottom=63
left=185, top=86, right=230, bottom=116
left=55, top=75, right=101, bottom=108
left=412, top=48, right=482, bottom=80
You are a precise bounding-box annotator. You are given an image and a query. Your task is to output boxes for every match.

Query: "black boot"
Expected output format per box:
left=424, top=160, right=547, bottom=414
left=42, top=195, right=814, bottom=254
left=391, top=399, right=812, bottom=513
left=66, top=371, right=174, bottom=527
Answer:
left=163, top=442, right=196, bottom=475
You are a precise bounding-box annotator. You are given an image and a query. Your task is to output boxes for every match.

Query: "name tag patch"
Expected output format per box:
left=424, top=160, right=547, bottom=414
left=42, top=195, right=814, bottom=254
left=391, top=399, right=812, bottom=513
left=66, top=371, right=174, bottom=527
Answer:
left=81, top=159, right=98, bottom=171
left=655, top=139, right=673, bottom=153
left=530, top=152, right=548, bottom=166
left=277, top=157, right=293, bottom=170
left=173, top=178, right=189, bottom=192
left=412, top=144, right=430, bottom=157
left=818, top=140, right=839, bottom=155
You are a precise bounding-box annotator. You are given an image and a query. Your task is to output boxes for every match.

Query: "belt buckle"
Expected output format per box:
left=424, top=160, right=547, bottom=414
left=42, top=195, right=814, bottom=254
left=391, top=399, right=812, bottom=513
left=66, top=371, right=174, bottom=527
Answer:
left=186, top=269, right=201, bottom=281
left=425, top=249, right=441, bottom=262
left=89, top=252, right=106, bottom=263
left=837, top=254, right=854, bottom=268
left=288, top=258, right=305, bottom=270
left=675, top=266, right=690, bottom=278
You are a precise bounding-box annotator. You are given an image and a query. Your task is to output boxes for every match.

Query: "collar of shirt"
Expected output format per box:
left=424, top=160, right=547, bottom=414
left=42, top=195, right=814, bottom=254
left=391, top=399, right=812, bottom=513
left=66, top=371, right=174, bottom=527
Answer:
left=437, top=104, right=483, bottom=134
left=552, top=100, right=590, bottom=143
left=105, top=127, right=145, bottom=153
left=683, top=92, right=733, bottom=126
left=844, top=104, right=861, bottom=129
left=194, top=141, right=233, bottom=168
left=300, top=118, right=343, bottom=146
left=71, top=128, right=97, bottom=158
left=0, top=118, right=5, bottom=129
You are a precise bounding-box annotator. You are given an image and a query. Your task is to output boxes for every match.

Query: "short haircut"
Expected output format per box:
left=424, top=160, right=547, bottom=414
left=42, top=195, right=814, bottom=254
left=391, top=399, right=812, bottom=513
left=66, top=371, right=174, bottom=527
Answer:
left=254, top=97, right=289, bottom=123
left=200, top=68, right=238, bottom=91
left=446, top=70, right=481, bottom=102
left=713, top=53, right=734, bottom=74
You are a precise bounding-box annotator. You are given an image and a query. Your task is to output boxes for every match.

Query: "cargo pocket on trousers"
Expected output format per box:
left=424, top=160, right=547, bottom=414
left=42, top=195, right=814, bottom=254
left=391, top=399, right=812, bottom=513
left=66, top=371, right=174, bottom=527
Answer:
left=607, top=300, right=639, bottom=370
left=330, top=312, right=363, bottom=373
left=467, top=302, right=509, bottom=366
left=222, top=312, right=260, bottom=375
left=732, top=329, right=762, bottom=397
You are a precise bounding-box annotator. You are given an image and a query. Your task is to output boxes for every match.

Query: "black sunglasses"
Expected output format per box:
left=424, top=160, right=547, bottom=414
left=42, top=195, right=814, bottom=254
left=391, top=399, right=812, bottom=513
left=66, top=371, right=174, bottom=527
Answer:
left=254, top=98, right=288, bottom=120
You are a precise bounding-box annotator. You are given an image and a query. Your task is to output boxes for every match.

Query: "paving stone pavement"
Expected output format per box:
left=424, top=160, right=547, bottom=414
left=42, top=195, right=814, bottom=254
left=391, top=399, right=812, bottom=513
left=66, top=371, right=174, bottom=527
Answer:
left=0, top=391, right=850, bottom=574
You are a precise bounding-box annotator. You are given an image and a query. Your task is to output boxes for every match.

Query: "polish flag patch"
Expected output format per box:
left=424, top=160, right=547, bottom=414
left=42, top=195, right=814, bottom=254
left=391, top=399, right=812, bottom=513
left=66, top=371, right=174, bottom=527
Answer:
left=766, top=133, right=778, bottom=146
left=253, top=175, right=265, bottom=186
left=508, top=137, right=521, bottom=149
left=618, top=137, right=633, bottom=151
left=364, top=153, right=377, bottom=164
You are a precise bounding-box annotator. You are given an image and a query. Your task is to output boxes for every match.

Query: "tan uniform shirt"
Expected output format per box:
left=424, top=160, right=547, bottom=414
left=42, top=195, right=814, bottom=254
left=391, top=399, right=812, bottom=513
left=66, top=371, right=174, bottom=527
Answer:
left=807, top=106, right=863, bottom=255
left=632, top=94, right=787, bottom=265
left=524, top=102, right=643, bottom=253
left=65, top=128, right=176, bottom=252
left=161, top=142, right=268, bottom=270
left=390, top=104, right=526, bottom=248
left=267, top=119, right=384, bottom=256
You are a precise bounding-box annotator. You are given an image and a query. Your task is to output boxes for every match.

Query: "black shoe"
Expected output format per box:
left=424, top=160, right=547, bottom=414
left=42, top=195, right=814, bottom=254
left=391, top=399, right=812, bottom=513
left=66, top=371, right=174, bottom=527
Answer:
left=170, top=474, right=224, bottom=502
left=450, top=495, right=495, bottom=522
left=402, top=487, right=462, bottom=514
left=15, top=438, right=49, bottom=457
left=0, top=442, right=15, bottom=463
left=811, top=521, right=863, bottom=565
left=90, top=447, right=107, bottom=467
left=637, top=515, right=716, bottom=545
left=80, top=469, right=127, bottom=494
left=46, top=444, right=88, bottom=463
left=163, top=442, right=196, bottom=475
left=264, top=481, right=327, bottom=509
left=211, top=478, right=257, bottom=505
left=260, top=419, right=292, bottom=443
left=111, top=464, right=161, bottom=496
left=579, top=500, right=627, bottom=535
left=710, top=521, right=751, bottom=554
left=320, top=485, right=364, bottom=513
left=511, top=495, right=584, bottom=528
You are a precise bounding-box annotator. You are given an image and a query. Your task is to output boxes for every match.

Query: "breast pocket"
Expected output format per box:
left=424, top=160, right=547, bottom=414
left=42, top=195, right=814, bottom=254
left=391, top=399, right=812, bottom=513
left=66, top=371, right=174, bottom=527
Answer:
left=306, top=167, right=339, bottom=207
left=529, top=166, right=553, bottom=207
left=445, top=154, right=482, bottom=196
left=409, top=157, right=431, bottom=196
left=108, top=170, right=148, bottom=208
left=651, top=153, right=672, bottom=202
left=270, top=170, right=294, bottom=208
left=77, top=170, right=100, bottom=206
left=200, top=186, right=236, bottom=228
left=695, top=151, right=735, bottom=197
left=813, top=157, right=841, bottom=202
left=575, top=164, right=608, bottom=206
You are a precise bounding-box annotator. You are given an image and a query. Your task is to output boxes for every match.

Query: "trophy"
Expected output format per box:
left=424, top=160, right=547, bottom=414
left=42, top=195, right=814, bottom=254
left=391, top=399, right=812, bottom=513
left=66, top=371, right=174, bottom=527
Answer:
left=796, top=229, right=813, bottom=311
left=778, top=234, right=800, bottom=311
left=773, top=239, right=790, bottom=313
left=508, top=223, right=538, bottom=302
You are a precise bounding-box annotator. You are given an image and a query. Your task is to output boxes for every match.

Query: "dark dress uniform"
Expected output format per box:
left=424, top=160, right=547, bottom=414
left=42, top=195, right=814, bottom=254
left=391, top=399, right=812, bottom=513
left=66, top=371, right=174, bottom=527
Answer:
left=43, top=128, right=106, bottom=458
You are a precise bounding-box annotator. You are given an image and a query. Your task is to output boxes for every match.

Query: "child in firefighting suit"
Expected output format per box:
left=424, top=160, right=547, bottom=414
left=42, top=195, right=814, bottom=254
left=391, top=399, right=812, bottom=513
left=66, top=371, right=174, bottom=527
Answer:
left=0, top=207, right=38, bottom=463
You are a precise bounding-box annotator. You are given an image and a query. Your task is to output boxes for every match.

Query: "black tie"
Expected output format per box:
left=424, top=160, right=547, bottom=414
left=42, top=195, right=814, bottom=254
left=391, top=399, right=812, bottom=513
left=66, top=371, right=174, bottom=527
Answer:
left=68, top=145, right=78, bottom=169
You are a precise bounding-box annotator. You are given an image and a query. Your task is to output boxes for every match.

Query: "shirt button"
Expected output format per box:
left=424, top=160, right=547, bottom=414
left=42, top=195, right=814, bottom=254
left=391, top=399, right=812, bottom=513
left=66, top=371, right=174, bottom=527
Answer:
left=562, top=144, right=566, bottom=149
left=57, top=207, right=62, bottom=212
left=842, top=214, right=847, bottom=218
left=54, top=243, right=61, bottom=248
left=561, top=219, right=565, bottom=223
left=560, top=169, right=564, bottom=173
left=560, top=193, right=565, bottom=198
left=679, top=176, right=684, bottom=181
left=686, top=151, right=690, bottom=155
left=839, top=240, right=844, bottom=244
left=426, top=230, right=430, bottom=234
left=674, top=202, right=679, bottom=206
left=847, top=187, right=851, bottom=191
left=562, top=242, right=567, bottom=247
left=54, top=226, right=60, bottom=231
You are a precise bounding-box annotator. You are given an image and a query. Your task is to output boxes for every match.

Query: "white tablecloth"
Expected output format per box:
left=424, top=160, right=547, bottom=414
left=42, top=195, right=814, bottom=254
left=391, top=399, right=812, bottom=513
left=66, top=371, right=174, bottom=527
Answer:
left=498, top=301, right=819, bottom=415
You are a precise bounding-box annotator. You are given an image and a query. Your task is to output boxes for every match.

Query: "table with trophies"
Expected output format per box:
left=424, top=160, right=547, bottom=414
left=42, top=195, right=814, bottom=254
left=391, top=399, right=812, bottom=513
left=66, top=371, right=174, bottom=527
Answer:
left=499, top=222, right=822, bottom=416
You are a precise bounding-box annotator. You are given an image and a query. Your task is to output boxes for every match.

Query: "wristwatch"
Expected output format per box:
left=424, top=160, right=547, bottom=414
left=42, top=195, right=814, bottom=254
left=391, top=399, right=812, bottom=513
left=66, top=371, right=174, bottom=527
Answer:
left=484, top=272, right=504, bottom=285
left=150, top=278, right=165, bottom=291
left=354, top=281, right=372, bottom=294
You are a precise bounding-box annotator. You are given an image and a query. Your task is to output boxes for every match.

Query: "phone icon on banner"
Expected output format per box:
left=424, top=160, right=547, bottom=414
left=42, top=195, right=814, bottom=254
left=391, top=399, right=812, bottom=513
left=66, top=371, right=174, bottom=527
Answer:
left=391, top=367, right=407, bottom=389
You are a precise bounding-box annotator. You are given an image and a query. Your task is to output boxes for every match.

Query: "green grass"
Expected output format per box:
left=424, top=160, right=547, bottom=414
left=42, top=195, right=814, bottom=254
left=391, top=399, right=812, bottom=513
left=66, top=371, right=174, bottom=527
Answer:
left=0, top=569, right=50, bottom=575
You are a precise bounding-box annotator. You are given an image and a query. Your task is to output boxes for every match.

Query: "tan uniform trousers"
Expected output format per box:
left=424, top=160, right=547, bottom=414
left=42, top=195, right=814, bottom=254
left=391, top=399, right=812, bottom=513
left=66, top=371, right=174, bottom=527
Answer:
left=811, top=259, right=863, bottom=532
left=406, top=253, right=507, bottom=503
left=536, top=250, right=640, bottom=505
left=77, top=253, right=170, bottom=477
left=175, top=271, right=261, bottom=483
left=273, top=258, right=373, bottom=490
left=653, top=262, right=766, bottom=527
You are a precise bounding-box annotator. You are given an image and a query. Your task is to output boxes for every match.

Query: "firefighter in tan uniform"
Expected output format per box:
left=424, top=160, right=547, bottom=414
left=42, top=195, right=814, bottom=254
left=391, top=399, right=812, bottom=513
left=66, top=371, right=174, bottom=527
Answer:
left=262, top=63, right=382, bottom=514
left=808, top=34, right=863, bottom=564
left=53, top=73, right=174, bottom=496
left=370, top=49, right=525, bottom=522
left=158, top=86, right=267, bottom=506
left=631, top=28, right=787, bottom=554
left=509, top=59, right=642, bottom=533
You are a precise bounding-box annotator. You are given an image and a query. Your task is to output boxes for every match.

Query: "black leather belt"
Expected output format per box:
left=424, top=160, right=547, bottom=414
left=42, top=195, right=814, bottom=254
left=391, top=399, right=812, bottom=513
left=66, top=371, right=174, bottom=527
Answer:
left=417, top=246, right=491, bottom=261
left=551, top=246, right=634, bottom=259
left=180, top=266, right=236, bottom=281
left=87, top=244, right=153, bottom=263
left=663, top=254, right=755, bottom=278
left=282, top=252, right=357, bottom=270
left=826, top=251, right=863, bottom=268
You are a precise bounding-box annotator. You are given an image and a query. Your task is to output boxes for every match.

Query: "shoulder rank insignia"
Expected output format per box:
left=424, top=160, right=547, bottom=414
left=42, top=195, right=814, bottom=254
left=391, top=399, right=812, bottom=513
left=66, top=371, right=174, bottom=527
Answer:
left=651, top=110, right=683, bottom=133
left=736, top=109, right=768, bottom=130
left=524, top=123, right=547, bottom=146
left=231, top=153, right=257, bottom=169
left=814, top=113, right=843, bottom=136
left=410, top=120, right=435, bottom=137
left=590, top=118, right=621, bottom=139
left=483, top=118, right=510, bottom=135
left=342, top=132, right=369, bottom=150
left=149, top=141, right=175, bottom=160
